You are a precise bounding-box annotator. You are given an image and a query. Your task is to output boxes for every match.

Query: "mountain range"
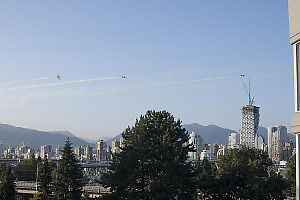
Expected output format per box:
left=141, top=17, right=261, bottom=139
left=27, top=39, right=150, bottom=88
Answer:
left=0, top=123, right=295, bottom=149
left=0, top=124, right=93, bottom=148
left=105, top=123, right=296, bottom=146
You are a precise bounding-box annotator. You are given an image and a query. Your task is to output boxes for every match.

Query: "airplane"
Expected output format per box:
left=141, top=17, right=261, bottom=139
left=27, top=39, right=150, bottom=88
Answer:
left=121, top=76, right=126, bottom=79
left=57, top=74, right=61, bottom=80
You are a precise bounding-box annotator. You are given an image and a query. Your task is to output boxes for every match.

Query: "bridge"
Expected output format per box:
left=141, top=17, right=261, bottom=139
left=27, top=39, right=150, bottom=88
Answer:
left=15, top=181, right=110, bottom=198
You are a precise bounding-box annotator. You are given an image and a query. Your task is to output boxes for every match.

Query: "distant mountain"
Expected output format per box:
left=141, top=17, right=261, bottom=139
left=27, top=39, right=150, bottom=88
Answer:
left=105, top=134, right=122, bottom=147
left=48, top=131, right=75, bottom=138
left=79, top=137, right=98, bottom=144
left=105, top=123, right=237, bottom=146
left=104, top=123, right=296, bottom=146
left=0, top=124, right=92, bottom=149
left=183, top=123, right=236, bottom=145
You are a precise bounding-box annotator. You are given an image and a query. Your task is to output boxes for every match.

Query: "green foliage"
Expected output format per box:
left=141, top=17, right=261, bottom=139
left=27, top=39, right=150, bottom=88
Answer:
left=52, top=138, right=84, bottom=200
left=17, top=193, right=32, bottom=200
left=0, top=165, right=16, bottom=200
left=284, top=155, right=296, bottom=197
left=101, top=110, right=195, bottom=199
left=34, top=155, right=53, bottom=200
left=13, top=157, right=39, bottom=181
left=194, top=158, right=218, bottom=199
left=216, top=146, right=286, bottom=200
left=0, top=162, right=6, bottom=177
left=265, top=172, right=288, bottom=200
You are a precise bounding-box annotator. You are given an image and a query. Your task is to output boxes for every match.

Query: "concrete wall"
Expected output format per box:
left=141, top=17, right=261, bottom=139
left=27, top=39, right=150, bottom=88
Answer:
left=289, top=0, right=300, bottom=44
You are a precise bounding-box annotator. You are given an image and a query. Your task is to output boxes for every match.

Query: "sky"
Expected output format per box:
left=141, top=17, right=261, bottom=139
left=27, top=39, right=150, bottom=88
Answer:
left=0, top=1, right=294, bottom=141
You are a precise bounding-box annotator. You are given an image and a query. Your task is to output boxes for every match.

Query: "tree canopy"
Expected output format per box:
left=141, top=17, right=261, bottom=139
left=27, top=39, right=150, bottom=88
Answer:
left=284, top=155, right=296, bottom=197
left=13, top=157, right=38, bottom=181
left=0, top=163, right=16, bottom=200
left=52, top=138, right=84, bottom=200
left=31, top=155, right=53, bottom=200
left=194, top=158, right=218, bottom=199
left=216, top=146, right=286, bottom=200
left=101, top=110, right=195, bottom=199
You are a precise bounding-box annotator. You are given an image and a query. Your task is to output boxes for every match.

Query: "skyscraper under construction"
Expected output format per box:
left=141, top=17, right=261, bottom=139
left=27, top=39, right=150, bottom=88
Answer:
left=240, top=105, right=260, bottom=148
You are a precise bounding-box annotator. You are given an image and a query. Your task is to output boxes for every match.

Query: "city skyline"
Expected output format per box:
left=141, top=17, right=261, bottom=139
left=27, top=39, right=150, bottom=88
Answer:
left=0, top=1, right=293, bottom=140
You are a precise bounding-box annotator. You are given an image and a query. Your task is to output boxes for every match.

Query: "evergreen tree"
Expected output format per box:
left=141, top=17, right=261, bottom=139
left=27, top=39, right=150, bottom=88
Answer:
left=284, top=155, right=296, bottom=197
left=101, top=110, right=195, bottom=199
left=0, top=166, right=16, bottom=200
left=0, top=162, right=7, bottom=199
left=52, top=138, right=84, bottom=200
left=34, top=155, right=52, bottom=200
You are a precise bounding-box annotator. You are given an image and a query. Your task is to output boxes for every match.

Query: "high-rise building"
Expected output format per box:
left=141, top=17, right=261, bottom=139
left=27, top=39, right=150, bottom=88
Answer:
left=120, top=136, right=125, bottom=152
left=105, top=146, right=112, bottom=160
left=240, top=105, right=260, bottom=148
left=74, top=146, right=84, bottom=159
left=55, top=146, right=62, bottom=159
left=111, top=140, right=120, bottom=154
left=0, top=144, right=4, bottom=156
left=82, top=145, right=93, bottom=160
left=268, top=125, right=287, bottom=163
left=228, top=132, right=240, bottom=149
left=40, top=145, right=52, bottom=159
left=96, top=140, right=107, bottom=161
left=188, top=132, right=203, bottom=160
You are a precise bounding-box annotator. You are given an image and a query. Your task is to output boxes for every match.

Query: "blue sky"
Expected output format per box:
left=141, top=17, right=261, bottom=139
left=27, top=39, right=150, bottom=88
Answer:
left=0, top=1, right=294, bottom=140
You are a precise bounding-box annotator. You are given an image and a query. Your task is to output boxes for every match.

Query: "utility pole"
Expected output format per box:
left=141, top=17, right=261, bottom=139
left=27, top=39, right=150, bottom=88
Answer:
left=36, top=162, right=39, bottom=191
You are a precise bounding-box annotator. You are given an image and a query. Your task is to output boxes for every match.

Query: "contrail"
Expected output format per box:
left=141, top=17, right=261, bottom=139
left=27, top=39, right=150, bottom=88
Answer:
left=34, top=72, right=290, bottom=98
left=0, top=77, right=50, bottom=89
left=32, top=75, right=235, bottom=97
left=0, top=76, right=119, bottom=92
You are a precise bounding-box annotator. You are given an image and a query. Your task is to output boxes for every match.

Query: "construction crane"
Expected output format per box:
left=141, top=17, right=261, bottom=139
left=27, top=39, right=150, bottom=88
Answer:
left=241, top=75, right=254, bottom=106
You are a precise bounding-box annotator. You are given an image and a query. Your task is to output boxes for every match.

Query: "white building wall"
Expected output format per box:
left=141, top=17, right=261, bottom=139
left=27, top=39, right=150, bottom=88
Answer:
left=228, top=132, right=240, bottom=148
left=188, top=132, right=203, bottom=160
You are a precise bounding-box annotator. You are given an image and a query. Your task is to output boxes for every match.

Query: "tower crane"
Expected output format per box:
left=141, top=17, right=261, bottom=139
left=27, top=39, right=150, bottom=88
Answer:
left=241, top=75, right=255, bottom=106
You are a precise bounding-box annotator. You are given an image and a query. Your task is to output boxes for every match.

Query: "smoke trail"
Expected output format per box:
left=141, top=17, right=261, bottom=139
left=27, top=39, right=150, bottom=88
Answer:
left=0, top=76, right=119, bottom=92
left=33, top=75, right=235, bottom=97
left=0, top=77, right=50, bottom=89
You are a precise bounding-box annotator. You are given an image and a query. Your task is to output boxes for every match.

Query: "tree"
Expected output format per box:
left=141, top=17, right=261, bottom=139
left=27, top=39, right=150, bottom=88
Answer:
left=216, top=146, right=286, bottom=200
left=32, top=155, right=52, bottom=200
left=101, top=110, right=195, bottom=199
left=13, top=157, right=38, bottom=181
left=265, top=172, right=287, bottom=200
left=52, top=138, right=84, bottom=200
left=0, top=165, right=16, bottom=200
left=194, top=158, right=218, bottom=199
left=284, top=155, right=296, bottom=197
left=0, top=162, right=7, bottom=199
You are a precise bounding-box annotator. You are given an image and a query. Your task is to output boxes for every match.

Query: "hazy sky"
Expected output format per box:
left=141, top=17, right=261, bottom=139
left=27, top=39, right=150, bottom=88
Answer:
left=0, top=1, right=294, bottom=140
